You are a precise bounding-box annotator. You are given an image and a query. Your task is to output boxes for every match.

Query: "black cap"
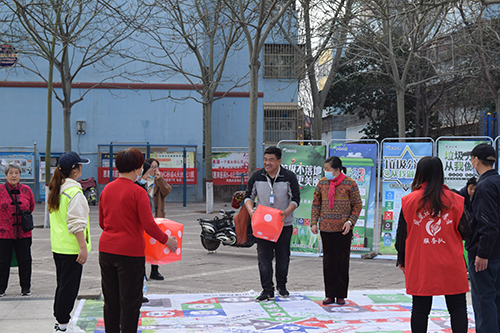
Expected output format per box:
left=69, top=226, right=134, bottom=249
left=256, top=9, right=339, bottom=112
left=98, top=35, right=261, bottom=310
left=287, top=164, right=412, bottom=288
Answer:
left=58, top=151, right=90, bottom=170
left=463, top=143, right=497, bottom=162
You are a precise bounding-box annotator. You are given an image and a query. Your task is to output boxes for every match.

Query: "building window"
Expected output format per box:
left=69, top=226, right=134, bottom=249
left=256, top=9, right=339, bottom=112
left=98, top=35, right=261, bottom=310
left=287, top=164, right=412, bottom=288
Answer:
left=263, top=44, right=301, bottom=79
left=264, top=103, right=303, bottom=144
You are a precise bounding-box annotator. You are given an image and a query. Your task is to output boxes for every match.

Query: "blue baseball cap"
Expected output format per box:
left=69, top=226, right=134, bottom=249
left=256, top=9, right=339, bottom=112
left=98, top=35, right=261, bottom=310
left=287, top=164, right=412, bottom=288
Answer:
left=58, top=151, right=90, bottom=170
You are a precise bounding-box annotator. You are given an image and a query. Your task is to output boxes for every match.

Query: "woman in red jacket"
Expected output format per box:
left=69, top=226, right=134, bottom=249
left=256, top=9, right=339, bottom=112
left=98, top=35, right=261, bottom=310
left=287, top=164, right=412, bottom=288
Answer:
left=395, top=156, right=470, bottom=333
left=98, top=148, right=177, bottom=333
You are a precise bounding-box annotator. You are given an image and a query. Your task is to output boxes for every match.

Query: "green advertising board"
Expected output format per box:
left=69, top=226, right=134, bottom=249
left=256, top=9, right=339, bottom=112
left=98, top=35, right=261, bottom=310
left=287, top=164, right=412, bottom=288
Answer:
left=280, top=144, right=326, bottom=255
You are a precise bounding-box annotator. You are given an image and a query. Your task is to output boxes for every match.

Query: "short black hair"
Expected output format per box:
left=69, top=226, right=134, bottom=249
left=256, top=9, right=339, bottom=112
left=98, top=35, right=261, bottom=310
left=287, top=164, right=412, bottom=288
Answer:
left=264, top=146, right=282, bottom=160
left=116, top=148, right=144, bottom=173
left=467, top=177, right=477, bottom=187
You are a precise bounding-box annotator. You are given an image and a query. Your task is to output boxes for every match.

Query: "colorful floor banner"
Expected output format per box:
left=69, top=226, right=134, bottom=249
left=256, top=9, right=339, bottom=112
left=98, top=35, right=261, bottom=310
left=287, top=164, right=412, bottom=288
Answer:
left=380, top=141, right=433, bottom=254
left=73, top=289, right=476, bottom=332
left=280, top=144, right=326, bottom=255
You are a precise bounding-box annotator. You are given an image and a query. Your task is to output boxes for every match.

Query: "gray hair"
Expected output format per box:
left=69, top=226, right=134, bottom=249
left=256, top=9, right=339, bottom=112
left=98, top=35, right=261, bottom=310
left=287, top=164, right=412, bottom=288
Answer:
left=4, top=162, right=22, bottom=176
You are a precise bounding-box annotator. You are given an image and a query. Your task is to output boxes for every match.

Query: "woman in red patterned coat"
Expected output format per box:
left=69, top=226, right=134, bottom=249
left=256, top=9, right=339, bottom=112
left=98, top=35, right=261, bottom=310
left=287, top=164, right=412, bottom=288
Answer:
left=310, top=156, right=362, bottom=306
left=0, top=162, right=35, bottom=297
left=395, top=156, right=470, bottom=333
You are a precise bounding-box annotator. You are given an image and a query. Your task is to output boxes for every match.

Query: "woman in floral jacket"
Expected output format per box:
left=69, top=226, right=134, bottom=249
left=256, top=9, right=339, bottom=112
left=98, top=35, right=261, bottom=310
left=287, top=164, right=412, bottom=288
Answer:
left=0, top=162, right=35, bottom=296
left=310, top=156, right=362, bottom=306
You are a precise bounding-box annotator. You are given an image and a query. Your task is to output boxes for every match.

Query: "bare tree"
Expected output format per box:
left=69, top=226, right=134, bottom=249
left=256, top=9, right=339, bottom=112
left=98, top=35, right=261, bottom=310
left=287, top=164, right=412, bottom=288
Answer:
left=1, top=0, right=148, bottom=151
left=348, top=0, right=458, bottom=138
left=225, top=0, right=296, bottom=175
left=120, top=0, right=247, bottom=212
left=458, top=2, right=500, bottom=136
left=278, top=0, right=355, bottom=140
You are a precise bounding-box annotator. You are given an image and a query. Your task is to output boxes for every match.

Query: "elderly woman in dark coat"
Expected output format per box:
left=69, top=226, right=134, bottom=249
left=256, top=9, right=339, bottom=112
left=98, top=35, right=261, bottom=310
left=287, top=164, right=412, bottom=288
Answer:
left=0, top=162, right=35, bottom=296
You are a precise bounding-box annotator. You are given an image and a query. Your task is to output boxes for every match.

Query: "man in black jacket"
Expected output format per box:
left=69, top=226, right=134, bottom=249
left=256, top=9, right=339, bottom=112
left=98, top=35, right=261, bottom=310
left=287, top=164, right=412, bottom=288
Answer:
left=244, top=146, right=300, bottom=302
left=464, top=143, right=500, bottom=333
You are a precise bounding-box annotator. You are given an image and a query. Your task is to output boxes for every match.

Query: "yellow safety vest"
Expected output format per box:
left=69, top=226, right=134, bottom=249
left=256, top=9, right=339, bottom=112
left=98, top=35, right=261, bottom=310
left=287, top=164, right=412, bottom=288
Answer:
left=50, top=186, right=91, bottom=255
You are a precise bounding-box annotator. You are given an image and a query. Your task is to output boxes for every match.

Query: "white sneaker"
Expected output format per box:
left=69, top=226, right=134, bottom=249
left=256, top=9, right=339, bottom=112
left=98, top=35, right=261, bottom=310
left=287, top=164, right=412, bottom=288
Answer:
left=53, top=323, right=85, bottom=333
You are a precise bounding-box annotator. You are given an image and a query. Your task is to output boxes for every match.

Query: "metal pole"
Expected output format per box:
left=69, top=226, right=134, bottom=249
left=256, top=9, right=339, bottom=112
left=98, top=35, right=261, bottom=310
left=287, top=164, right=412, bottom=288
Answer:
left=183, top=147, right=187, bottom=207
left=240, top=173, right=245, bottom=191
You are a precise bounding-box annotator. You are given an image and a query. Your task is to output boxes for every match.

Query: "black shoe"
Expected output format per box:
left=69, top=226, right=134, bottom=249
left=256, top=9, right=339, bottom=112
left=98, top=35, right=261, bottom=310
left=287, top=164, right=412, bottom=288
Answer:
left=277, top=287, right=289, bottom=297
left=142, top=296, right=149, bottom=303
left=21, top=290, right=31, bottom=296
left=150, top=271, right=164, bottom=280
left=256, top=290, right=274, bottom=302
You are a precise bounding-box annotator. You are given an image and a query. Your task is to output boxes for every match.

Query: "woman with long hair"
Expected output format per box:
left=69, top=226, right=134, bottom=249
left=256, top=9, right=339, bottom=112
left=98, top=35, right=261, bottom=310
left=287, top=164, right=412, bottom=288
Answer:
left=48, top=151, right=91, bottom=333
left=98, top=148, right=177, bottom=333
left=310, top=156, right=362, bottom=305
left=395, top=156, right=471, bottom=333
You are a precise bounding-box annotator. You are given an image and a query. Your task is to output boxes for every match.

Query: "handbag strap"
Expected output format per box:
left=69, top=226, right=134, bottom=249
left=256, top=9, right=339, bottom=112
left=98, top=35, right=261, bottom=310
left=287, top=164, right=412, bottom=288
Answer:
left=5, top=183, right=23, bottom=214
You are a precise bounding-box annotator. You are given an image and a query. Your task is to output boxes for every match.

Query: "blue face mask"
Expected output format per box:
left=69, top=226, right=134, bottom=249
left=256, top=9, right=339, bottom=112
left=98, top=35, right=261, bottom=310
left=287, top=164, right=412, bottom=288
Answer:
left=138, top=178, right=147, bottom=185
left=325, top=171, right=334, bottom=180
left=148, top=174, right=155, bottom=179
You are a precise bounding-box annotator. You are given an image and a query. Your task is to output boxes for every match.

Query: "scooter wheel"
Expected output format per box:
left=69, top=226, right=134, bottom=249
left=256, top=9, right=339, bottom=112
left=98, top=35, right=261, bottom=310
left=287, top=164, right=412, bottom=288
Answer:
left=201, top=236, right=220, bottom=251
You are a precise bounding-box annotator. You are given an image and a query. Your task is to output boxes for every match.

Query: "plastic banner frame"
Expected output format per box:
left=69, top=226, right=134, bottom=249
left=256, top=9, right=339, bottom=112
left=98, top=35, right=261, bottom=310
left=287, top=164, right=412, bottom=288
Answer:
left=211, top=147, right=249, bottom=186
left=327, top=139, right=380, bottom=254
left=379, top=137, right=434, bottom=255
left=277, top=140, right=328, bottom=257
left=435, top=136, right=494, bottom=190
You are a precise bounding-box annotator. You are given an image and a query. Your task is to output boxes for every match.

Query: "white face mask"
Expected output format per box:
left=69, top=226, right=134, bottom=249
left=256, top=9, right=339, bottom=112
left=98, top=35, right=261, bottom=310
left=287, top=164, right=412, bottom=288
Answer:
left=472, top=157, right=479, bottom=176
left=135, top=168, right=143, bottom=182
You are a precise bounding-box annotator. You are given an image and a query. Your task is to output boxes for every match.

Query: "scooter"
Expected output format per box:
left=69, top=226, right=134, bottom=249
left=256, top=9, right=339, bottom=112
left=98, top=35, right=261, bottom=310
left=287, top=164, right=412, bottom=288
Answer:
left=198, top=209, right=255, bottom=251
left=78, top=177, right=97, bottom=206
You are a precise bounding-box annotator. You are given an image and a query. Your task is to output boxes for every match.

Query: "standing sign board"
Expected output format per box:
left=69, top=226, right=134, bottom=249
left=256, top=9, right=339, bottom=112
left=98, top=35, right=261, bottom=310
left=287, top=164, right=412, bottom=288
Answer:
left=329, top=142, right=378, bottom=253
left=437, top=139, right=489, bottom=190
left=0, top=152, right=35, bottom=179
left=280, top=144, right=326, bottom=255
left=380, top=141, right=433, bottom=254
left=150, top=152, right=197, bottom=185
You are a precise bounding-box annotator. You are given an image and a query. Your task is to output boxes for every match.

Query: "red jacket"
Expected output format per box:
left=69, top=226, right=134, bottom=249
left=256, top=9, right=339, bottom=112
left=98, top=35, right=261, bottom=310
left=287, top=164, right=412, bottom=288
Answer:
left=402, top=184, right=468, bottom=296
left=99, top=177, right=168, bottom=257
left=0, top=182, right=35, bottom=239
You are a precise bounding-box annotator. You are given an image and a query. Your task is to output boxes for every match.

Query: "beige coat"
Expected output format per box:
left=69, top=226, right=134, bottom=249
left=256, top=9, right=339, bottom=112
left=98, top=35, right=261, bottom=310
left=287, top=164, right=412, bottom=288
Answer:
left=153, top=176, right=171, bottom=218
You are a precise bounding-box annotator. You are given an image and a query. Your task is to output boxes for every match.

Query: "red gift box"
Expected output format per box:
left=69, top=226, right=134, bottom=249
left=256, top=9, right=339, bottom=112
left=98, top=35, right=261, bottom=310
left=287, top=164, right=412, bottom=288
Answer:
left=144, top=218, right=183, bottom=265
left=251, top=205, right=283, bottom=242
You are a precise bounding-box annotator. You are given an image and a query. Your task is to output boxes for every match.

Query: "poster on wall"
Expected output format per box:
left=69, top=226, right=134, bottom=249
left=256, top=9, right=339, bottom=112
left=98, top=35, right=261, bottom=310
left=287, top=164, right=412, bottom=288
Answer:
left=0, top=152, right=35, bottom=179
left=212, top=152, right=249, bottom=185
left=437, top=140, right=487, bottom=190
left=380, top=141, right=433, bottom=254
left=329, top=143, right=377, bottom=253
left=280, top=144, right=326, bottom=255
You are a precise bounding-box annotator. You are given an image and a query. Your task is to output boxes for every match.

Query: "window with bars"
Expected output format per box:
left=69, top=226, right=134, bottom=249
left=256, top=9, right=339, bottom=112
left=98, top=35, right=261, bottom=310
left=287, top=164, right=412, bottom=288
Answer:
left=263, top=44, right=300, bottom=79
left=263, top=103, right=303, bottom=144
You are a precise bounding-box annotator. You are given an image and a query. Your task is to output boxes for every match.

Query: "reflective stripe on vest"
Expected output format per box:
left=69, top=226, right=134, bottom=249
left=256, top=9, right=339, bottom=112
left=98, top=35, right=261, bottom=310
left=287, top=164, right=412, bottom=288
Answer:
left=50, top=186, right=91, bottom=255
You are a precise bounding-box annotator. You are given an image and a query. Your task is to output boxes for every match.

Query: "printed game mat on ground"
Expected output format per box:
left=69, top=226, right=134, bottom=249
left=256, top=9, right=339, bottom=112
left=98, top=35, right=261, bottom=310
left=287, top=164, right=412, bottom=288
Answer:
left=73, top=289, right=476, bottom=332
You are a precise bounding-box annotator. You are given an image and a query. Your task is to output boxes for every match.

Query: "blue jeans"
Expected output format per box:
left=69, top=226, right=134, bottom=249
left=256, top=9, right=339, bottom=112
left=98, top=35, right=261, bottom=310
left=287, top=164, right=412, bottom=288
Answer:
left=469, top=256, right=500, bottom=333
left=256, top=226, right=292, bottom=292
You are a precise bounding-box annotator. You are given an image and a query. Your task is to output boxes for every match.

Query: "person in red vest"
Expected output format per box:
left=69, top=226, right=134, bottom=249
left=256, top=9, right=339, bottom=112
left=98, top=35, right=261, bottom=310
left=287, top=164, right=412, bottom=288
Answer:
left=395, top=156, right=471, bottom=333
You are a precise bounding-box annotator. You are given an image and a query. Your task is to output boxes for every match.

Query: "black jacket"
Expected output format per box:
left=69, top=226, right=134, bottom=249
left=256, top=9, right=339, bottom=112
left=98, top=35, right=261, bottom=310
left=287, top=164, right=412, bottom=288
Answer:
left=466, top=169, right=500, bottom=260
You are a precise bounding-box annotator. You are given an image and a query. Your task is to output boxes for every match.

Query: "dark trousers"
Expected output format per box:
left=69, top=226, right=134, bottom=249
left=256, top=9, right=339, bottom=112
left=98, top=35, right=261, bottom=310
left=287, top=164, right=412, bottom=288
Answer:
left=469, top=256, right=500, bottom=333
left=99, top=252, right=145, bottom=333
left=411, top=294, right=468, bottom=333
left=256, top=225, right=292, bottom=292
left=320, top=230, right=351, bottom=299
left=0, top=237, right=32, bottom=293
left=53, top=253, right=83, bottom=324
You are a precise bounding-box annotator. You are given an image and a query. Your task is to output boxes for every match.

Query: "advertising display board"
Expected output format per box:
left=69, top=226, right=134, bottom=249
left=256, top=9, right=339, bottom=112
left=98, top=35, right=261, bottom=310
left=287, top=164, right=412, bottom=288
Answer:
left=0, top=152, right=35, bottom=179
left=329, top=142, right=378, bottom=253
left=212, top=152, right=249, bottom=185
left=380, top=141, right=433, bottom=254
left=437, top=140, right=488, bottom=190
left=280, top=144, right=326, bottom=255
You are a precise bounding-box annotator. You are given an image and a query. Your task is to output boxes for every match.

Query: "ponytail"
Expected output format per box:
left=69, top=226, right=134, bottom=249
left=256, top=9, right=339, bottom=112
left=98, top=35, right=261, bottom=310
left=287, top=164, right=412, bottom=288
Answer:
left=47, top=166, right=75, bottom=213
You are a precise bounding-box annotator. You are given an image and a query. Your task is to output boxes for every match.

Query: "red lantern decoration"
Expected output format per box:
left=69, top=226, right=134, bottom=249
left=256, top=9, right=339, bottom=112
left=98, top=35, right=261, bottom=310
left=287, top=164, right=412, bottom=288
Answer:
left=252, top=205, right=284, bottom=242
left=144, top=218, right=183, bottom=265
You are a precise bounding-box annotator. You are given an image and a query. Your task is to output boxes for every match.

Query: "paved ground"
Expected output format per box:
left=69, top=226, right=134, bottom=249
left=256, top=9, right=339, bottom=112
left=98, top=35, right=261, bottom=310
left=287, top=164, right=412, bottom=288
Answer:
left=0, top=201, right=410, bottom=331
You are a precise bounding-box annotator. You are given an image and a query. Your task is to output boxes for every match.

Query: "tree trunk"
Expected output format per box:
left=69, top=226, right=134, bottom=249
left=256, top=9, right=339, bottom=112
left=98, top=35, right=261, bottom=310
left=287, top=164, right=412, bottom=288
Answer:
left=396, top=85, right=406, bottom=138
left=204, top=101, right=214, bottom=213
left=248, top=60, right=260, bottom=176
left=62, top=45, right=72, bottom=151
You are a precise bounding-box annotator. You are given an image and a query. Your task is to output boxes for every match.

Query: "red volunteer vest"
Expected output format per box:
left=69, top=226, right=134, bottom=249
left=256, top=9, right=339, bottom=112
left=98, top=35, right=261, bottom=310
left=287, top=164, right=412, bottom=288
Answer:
left=401, top=184, right=468, bottom=296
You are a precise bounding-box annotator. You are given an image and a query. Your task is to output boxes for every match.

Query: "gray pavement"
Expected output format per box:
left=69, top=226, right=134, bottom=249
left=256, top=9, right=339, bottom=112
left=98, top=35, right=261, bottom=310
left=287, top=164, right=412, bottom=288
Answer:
left=0, top=201, right=409, bottom=332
